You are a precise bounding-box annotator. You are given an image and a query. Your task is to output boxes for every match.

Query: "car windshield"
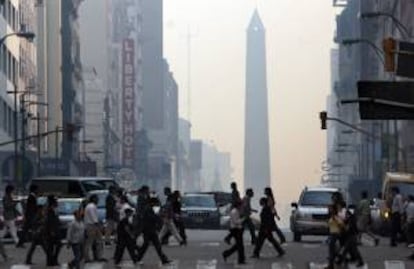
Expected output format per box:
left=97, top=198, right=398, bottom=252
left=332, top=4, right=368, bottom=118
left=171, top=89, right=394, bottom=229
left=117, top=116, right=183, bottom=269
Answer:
left=183, top=195, right=216, bottom=208
left=300, top=191, right=334, bottom=206
left=58, top=201, right=81, bottom=215
left=390, top=182, right=414, bottom=199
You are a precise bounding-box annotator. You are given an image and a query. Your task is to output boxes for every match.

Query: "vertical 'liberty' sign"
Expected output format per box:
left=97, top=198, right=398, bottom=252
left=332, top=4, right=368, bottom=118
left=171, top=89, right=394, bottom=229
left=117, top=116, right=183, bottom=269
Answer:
left=122, top=39, right=135, bottom=167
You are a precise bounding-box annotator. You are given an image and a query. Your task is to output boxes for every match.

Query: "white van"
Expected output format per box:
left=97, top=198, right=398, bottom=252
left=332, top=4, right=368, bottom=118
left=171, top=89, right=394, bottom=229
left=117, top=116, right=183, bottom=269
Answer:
left=31, top=176, right=119, bottom=198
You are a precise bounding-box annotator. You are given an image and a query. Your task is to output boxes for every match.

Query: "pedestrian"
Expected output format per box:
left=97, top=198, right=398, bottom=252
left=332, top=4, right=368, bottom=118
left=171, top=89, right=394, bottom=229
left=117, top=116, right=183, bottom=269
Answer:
left=390, top=187, right=404, bottom=247
left=45, top=195, right=62, bottom=266
left=252, top=197, right=285, bottom=258
left=18, top=184, right=39, bottom=247
left=224, top=182, right=241, bottom=244
left=336, top=206, right=364, bottom=267
left=161, top=190, right=187, bottom=245
left=66, top=209, right=85, bottom=269
left=264, top=187, right=286, bottom=244
left=241, top=188, right=257, bottom=245
left=222, top=199, right=246, bottom=265
left=356, top=190, right=379, bottom=246
left=83, top=194, right=105, bottom=262
left=325, top=205, right=344, bottom=269
left=25, top=205, right=47, bottom=265
left=0, top=212, right=9, bottom=261
left=105, top=186, right=119, bottom=246
left=405, top=195, right=414, bottom=248
left=114, top=208, right=138, bottom=265
left=118, top=195, right=134, bottom=221
left=158, top=189, right=183, bottom=245
left=136, top=197, right=171, bottom=265
left=2, top=185, right=20, bottom=246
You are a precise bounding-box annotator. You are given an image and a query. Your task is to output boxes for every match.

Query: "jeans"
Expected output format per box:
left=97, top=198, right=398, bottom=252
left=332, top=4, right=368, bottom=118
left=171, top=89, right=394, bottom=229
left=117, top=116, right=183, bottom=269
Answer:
left=70, top=243, right=83, bottom=269
left=242, top=217, right=256, bottom=243
left=84, top=224, right=103, bottom=261
left=137, top=231, right=169, bottom=263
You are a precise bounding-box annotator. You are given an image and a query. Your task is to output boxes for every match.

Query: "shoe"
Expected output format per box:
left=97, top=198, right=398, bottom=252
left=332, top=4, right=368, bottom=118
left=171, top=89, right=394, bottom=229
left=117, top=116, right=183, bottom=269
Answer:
left=97, top=258, right=108, bottom=262
left=238, top=261, right=246, bottom=265
left=278, top=251, right=285, bottom=258
left=25, top=261, right=33, bottom=265
left=162, top=259, right=172, bottom=265
left=375, top=238, right=380, bottom=246
left=180, top=240, right=186, bottom=246
left=390, top=242, right=397, bottom=247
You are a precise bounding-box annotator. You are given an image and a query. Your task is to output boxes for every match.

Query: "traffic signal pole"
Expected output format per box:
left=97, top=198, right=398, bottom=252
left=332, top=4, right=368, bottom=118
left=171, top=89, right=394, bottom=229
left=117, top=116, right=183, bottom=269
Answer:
left=320, top=111, right=408, bottom=172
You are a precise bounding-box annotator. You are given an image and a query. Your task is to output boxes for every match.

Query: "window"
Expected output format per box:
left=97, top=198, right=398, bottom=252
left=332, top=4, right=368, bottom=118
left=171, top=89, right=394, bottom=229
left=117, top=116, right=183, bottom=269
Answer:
left=300, top=191, right=334, bottom=207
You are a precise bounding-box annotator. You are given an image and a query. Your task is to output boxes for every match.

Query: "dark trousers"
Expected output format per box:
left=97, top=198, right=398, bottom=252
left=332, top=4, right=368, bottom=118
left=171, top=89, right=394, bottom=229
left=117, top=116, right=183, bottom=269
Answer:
left=406, top=222, right=414, bottom=244
left=161, top=218, right=187, bottom=244
left=137, top=231, right=169, bottom=263
left=242, top=217, right=256, bottom=243
left=25, top=237, right=46, bottom=263
left=70, top=243, right=83, bottom=269
left=223, top=228, right=245, bottom=264
left=253, top=228, right=284, bottom=256
left=273, top=223, right=286, bottom=243
left=327, top=233, right=341, bottom=268
left=18, top=217, right=34, bottom=245
left=114, top=236, right=137, bottom=264
left=46, top=238, right=62, bottom=266
left=339, top=234, right=363, bottom=264
left=391, top=212, right=401, bottom=245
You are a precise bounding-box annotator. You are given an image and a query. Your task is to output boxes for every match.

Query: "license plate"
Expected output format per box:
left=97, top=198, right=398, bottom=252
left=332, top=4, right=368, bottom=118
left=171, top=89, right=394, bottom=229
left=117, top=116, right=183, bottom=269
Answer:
left=195, top=217, right=203, bottom=223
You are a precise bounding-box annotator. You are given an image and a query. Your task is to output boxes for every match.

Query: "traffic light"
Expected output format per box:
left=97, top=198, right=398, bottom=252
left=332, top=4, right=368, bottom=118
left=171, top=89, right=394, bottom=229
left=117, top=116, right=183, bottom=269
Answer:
left=383, top=37, right=396, bottom=72
left=319, top=111, right=327, bottom=130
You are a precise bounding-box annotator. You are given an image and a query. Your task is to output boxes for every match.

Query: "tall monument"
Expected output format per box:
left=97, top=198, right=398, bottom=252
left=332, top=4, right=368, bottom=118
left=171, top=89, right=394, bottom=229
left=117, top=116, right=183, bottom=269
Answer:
left=244, top=10, right=271, bottom=192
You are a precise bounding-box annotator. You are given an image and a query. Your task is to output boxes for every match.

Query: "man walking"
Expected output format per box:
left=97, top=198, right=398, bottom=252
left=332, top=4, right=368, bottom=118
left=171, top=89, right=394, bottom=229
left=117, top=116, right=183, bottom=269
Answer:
left=105, top=186, right=118, bottom=245
left=2, top=185, right=20, bottom=246
left=84, top=194, right=105, bottom=262
left=241, top=189, right=257, bottom=245
left=114, top=208, right=138, bottom=265
left=356, top=191, right=379, bottom=246
left=224, top=182, right=241, bottom=244
left=45, top=195, right=61, bottom=266
left=18, top=184, right=39, bottom=247
left=222, top=199, right=245, bottom=265
left=390, top=187, right=404, bottom=247
left=252, top=197, right=285, bottom=258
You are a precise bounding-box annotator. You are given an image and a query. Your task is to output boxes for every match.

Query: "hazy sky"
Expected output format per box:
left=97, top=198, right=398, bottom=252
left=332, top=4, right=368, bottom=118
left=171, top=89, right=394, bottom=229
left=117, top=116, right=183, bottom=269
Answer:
left=164, top=0, right=337, bottom=217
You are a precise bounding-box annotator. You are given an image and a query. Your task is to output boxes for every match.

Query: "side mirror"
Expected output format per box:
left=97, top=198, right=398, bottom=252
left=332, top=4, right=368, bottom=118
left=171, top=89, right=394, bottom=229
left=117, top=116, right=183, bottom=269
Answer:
left=291, top=202, right=298, bottom=208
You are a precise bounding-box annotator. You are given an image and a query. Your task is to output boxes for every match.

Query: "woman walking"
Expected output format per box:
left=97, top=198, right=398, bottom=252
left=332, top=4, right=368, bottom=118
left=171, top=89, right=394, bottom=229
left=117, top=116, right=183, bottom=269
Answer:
left=264, top=187, right=286, bottom=244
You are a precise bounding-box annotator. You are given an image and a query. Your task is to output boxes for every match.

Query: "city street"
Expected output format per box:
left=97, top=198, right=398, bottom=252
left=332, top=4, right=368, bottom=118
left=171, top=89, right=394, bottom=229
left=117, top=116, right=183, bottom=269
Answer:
left=3, top=229, right=414, bottom=269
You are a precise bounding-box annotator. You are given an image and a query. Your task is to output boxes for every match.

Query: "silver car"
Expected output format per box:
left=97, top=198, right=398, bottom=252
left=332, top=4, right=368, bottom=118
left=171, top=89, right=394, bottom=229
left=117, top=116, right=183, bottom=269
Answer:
left=290, top=186, right=340, bottom=242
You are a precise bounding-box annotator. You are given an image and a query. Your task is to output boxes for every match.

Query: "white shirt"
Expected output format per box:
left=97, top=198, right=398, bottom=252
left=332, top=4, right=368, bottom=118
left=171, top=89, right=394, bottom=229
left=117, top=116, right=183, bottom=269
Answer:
left=84, top=202, right=99, bottom=225
left=392, top=194, right=404, bottom=214
left=406, top=201, right=414, bottom=223
left=230, top=208, right=243, bottom=229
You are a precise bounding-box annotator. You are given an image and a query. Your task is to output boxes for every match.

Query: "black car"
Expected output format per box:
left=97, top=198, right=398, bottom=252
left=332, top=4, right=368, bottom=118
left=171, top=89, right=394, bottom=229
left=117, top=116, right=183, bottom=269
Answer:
left=181, top=193, right=221, bottom=229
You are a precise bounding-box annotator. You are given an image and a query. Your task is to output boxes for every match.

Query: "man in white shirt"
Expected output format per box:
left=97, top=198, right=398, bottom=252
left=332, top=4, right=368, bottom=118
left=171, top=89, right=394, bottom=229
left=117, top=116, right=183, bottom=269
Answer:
left=222, top=199, right=245, bottom=265
left=84, top=194, right=105, bottom=262
left=390, top=187, right=404, bottom=247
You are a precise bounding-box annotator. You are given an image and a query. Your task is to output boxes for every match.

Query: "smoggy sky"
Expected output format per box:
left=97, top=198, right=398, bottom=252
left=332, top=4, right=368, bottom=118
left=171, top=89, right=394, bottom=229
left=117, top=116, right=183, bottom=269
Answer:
left=164, top=0, right=337, bottom=215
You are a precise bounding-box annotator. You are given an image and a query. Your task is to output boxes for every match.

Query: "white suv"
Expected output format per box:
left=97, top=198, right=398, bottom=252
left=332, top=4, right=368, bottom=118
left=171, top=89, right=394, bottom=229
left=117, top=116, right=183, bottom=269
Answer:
left=290, top=186, right=340, bottom=242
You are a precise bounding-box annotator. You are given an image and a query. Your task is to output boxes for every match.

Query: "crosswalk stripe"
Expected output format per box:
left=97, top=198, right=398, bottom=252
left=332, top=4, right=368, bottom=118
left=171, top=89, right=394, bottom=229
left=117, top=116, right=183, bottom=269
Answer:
left=348, top=264, right=368, bottom=269
left=271, top=262, right=293, bottom=269
left=10, top=266, right=31, bottom=269
left=308, top=262, right=328, bottom=269
left=197, top=259, right=217, bottom=269
left=385, top=260, right=405, bottom=269
left=302, top=243, right=321, bottom=248
left=160, top=260, right=179, bottom=269
left=200, top=242, right=220, bottom=247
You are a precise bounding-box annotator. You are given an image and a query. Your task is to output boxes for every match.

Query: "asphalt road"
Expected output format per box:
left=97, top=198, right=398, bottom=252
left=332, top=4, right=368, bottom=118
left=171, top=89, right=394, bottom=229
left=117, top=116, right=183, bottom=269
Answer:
left=3, top=229, right=414, bottom=269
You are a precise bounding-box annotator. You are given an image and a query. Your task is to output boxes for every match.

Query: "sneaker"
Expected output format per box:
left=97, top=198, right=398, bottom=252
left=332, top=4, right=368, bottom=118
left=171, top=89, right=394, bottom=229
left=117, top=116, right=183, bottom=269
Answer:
left=356, top=261, right=365, bottom=267
left=162, top=259, right=172, bottom=265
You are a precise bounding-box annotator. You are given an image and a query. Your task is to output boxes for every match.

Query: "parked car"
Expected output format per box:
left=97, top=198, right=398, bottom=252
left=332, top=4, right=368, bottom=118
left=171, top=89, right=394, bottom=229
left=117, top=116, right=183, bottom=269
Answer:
left=31, top=176, right=119, bottom=198
left=290, top=186, right=341, bottom=242
left=181, top=193, right=221, bottom=229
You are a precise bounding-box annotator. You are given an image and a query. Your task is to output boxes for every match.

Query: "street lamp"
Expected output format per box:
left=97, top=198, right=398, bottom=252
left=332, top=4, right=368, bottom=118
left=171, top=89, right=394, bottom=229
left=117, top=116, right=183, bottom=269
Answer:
left=360, top=12, right=411, bottom=40
left=0, top=31, right=35, bottom=46
left=340, top=38, right=385, bottom=64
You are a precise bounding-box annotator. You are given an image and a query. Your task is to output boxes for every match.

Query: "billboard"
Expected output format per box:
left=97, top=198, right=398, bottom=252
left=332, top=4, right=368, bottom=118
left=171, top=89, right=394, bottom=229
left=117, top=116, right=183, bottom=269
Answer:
left=122, top=39, right=135, bottom=167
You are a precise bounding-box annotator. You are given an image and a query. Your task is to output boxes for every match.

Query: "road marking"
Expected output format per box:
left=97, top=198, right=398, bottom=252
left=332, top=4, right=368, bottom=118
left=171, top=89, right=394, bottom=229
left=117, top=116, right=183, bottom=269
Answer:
left=197, top=259, right=217, bottom=269
left=271, top=262, right=293, bottom=269
left=84, top=262, right=105, bottom=269
left=10, top=266, right=31, bottom=269
left=308, top=262, right=328, bottom=269
left=234, top=263, right=254, bottom=268
left=200, top=242, right=220, bottom=247
left=302, top=243, right=321, bottom=248
left=160, top=260, right=179, bottom=269
left=385, top=260, right=405, bottom=269
left=348, top=263, right=368, bottom=269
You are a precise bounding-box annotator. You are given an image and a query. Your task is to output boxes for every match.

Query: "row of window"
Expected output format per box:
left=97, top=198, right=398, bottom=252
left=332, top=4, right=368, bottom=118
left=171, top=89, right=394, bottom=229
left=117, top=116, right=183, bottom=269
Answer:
left=1, top=45, right=18, bottom=84
left=2, top=0, right=19, bottom=32
left=0, top=97, right=15, bottom=138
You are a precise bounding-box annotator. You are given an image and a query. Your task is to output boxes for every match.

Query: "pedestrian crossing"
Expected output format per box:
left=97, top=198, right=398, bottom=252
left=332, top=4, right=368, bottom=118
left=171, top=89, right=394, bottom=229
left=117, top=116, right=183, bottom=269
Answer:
left=7, top=260, right=413, bottom=269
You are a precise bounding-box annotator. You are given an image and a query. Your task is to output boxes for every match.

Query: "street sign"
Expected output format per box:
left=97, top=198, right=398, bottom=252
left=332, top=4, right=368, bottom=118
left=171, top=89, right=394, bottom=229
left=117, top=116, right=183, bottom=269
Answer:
left=357, top=81, right=414, bottom=119
left=397, top=41, right=414, bottom=78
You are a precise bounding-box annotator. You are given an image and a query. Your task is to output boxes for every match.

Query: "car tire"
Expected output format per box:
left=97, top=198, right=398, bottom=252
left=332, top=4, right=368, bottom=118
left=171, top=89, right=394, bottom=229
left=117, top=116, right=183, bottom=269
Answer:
left=293, top=232, right=301, bottom=242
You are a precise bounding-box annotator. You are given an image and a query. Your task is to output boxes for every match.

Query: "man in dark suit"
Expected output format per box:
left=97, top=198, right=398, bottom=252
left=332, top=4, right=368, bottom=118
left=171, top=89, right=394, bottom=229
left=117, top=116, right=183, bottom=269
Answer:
left=17, top=184, right=39, bottom=247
